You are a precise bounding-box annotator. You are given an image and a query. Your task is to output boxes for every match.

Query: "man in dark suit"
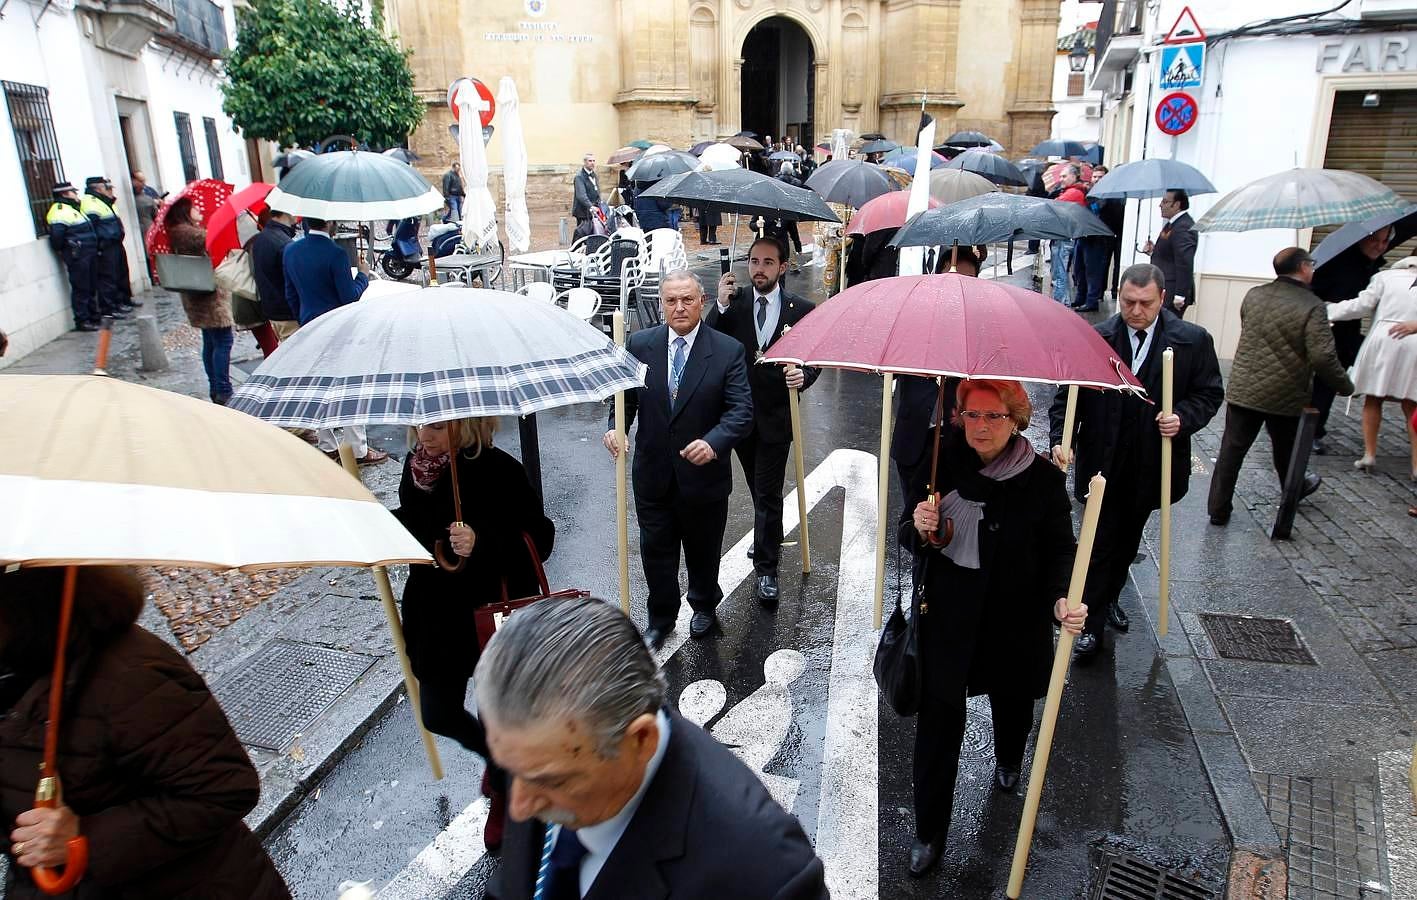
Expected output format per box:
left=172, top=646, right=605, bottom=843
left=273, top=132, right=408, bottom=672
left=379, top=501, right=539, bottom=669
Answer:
left=478, top=597, right=828, bottom=900
left=571, top=152, right=601, bottom=238
left=604, top=270, right=753, bottom=647
left=1050, top=263, right=1223, bottom=660
left=709, top=237, right=819, bottom=604
left=247, top=210, right=299, bottom=339
left=1143, top=189, right=1198, bottom=315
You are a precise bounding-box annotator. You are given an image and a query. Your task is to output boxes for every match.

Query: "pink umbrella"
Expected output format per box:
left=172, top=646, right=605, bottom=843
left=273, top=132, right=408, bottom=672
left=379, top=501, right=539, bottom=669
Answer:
left=846, top=191, right=943, bottom=236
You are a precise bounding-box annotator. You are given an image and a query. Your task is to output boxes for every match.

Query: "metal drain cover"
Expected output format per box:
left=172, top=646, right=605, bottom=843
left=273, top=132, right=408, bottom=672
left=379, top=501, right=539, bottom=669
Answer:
left=1093, top=851, right=1219, bottom=900
left=214, top=639, right=376, bottom=751
left=1198, top=614, right=1316, bottom=665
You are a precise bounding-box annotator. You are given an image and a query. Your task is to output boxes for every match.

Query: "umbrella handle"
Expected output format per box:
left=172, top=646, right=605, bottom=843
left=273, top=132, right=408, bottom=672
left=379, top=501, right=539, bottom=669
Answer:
left=435, top=455, right=467, bottom=572
left=30, top=777, right=89, bottom=895
left=435, top=539, right=467, bottom=573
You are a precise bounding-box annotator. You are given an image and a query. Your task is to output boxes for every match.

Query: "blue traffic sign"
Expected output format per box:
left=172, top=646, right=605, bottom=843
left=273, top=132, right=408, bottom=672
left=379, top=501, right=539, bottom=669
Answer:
left=1159, top=44, right=1205, bottom=91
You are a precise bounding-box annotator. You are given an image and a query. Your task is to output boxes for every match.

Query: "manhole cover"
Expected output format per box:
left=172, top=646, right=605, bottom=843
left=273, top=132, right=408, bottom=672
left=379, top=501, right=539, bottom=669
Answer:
left=1198, top=614, right=1316, bottom=665
left=1093, top=851, right=1219, bottom=899
left=960, top=697, right=995, bottom=760
left=213, top=639, right=376, bottom=751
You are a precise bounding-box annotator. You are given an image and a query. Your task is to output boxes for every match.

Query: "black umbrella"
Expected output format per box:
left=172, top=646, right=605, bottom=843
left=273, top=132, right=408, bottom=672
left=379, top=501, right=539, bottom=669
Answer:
left=859, top=132, right=886, bottom=141
left=690, top=140, right=715, bottom=156
left=804, top=159, right=901, bottom=208
left=945, top=149, right=1027, bottom=187
left=942, top=131, right=994, bottom=148
left=641, top=169, right=839, bottom=223
left=889, top=193, right=1112, bottom=249
left=1031, top=139, right=1089, bottom=158
left=626, top=150, right=699, bottom=183
left=859, top=139, right=899, bottom=155
left=1313, top=202, right=1417, bottom=268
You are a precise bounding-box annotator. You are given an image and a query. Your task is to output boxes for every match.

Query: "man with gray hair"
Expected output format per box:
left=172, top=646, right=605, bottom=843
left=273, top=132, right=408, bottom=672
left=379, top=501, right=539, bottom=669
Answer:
left=478, top=596, right=828, bottom=899
left=571, top=152, right=601, bottom=238
left=1050, top=263, right=1223, bottom=661
left=603, top=269, right=753, bottom=647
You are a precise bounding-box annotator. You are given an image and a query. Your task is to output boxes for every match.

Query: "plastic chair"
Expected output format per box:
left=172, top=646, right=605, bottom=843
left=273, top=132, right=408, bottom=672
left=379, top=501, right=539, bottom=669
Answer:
left=517, top=281, right=556, bottom=303
left=556, top=287, right=602, bottom=322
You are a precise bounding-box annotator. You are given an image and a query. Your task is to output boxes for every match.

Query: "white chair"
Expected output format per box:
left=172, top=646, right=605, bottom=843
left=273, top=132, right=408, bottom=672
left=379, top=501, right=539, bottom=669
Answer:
left=556, top=287, right=602, bottom=322
left=645, top=228, right=686, bottom=272
left=517, top=281, right=556, bottom=303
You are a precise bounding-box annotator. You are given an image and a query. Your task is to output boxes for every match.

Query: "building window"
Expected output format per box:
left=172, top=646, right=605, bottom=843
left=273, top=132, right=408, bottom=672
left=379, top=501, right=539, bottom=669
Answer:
left=2, top=81, right=66, bottom=236
left=174, top=111, right=199, bottom=183
left=203, top=117, right=223, bottom=181
left=1067, top=73, right=1086, bottom=97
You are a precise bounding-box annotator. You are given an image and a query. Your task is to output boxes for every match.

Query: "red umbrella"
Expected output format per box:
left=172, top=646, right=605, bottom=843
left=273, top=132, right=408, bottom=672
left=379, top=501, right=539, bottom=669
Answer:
left=846, top=191, right=942, bottom=236
left=205, top=181, right=273, bottom=260
left=145, top=178, right=234, bottom=265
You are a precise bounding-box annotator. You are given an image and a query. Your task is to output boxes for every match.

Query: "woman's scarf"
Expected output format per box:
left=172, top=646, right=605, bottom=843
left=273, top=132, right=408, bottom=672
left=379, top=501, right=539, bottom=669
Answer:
left=410, top=444, right=451, bottom=493
left=935, top=434, right=1037, bottom=569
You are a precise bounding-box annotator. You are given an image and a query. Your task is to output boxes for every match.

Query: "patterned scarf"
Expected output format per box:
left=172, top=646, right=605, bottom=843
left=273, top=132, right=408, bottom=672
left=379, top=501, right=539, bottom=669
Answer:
left=410, top=444, right=451, bottom=493
left=936, top=434, right=1037, bottom=569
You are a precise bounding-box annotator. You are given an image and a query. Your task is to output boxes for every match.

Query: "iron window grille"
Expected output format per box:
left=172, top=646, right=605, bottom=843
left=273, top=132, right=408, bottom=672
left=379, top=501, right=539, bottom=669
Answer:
left=3, top=81, right=66, bottom=236
left=203, top=116, right=223, bottom=181
left=174, top=111, right=199, bottom=183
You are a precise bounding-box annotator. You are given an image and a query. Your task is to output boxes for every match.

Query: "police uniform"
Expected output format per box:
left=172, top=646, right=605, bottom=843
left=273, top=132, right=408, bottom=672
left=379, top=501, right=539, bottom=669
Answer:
left=82, top=176, right=135, bottom=315
left=45, top=181, right=100, bottom=330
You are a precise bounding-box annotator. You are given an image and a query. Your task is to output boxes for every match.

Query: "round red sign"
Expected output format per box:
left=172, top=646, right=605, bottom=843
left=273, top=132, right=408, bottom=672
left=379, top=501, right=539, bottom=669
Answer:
left=1154, top=91, right=1198, bottom=136
left=449, top=78, right=496, bottom=128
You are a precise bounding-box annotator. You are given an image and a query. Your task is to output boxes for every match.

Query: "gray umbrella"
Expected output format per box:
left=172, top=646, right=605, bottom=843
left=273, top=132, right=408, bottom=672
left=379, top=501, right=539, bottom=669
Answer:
left=272, top=148, right=315, bottom=172
left=1087, top=158, right=1216, bottom=200
left=768, top=150, right=802, bottom=162
left=1313, top=203, right=1417, bottom=268
left=805, top=159, right=901, bottom=208
left=1032, top=139, right=1089, bottom=158
left=265, top=150, right=443, bottom=220
left=626, top=150, right=699, bottom=183
left=945, top=149, right=1027, bottom=187
left=942, top=131, right=994, bottom=148
left=641, top=168, right=839, bottom=223
left=859, top=139, right=899, bottom=155
left=889, top=193, right=1113, bottom=248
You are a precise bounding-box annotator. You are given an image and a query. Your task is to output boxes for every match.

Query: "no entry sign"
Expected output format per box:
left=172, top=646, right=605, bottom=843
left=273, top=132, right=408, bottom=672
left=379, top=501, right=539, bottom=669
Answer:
left=449, top=78, right=496, bottom=128
left=1155, top=91, right=1198, bottom=136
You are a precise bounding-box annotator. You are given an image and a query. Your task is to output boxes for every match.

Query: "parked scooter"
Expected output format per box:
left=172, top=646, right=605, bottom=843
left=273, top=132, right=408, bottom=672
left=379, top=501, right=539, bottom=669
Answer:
left=379, top=217, right=424, bottom=279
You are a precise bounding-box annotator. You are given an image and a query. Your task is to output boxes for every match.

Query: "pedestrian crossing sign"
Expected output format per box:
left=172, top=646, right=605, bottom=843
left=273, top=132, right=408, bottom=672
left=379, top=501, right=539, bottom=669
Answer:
left=1159, top=44, right=1205, bottom=91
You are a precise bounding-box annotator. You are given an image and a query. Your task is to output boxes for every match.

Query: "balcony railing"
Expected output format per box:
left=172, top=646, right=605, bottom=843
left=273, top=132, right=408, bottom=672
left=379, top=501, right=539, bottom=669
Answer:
left=159, top=0, right=228, bottom=58
left=1094, top=0, right=1144, bottom=66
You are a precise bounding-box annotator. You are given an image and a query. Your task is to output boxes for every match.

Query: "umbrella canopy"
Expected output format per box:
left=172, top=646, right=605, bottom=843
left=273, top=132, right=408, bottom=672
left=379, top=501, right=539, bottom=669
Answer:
left=890, top=192, right=1113, bottom=248
left=859, top=139, right=899, bottom=155
left=641, top=168, right=840, bottom=223
left=847, top=191, right=942, bottom=236
left=0, top=375, right=430, bottom=570
left=879, top=166, right=914, bottom=191
left=879, top=148, right=949, bottom=175
left=762, top=274, right=1143, bottom=392
left=1032, top=139, right=1089, bottom=158
left=273, top=149, right=315, bottom=173
left=946, top=149, right=1027, bottom=187
left=145, top=178, right=232, bottom=264
left=608, top=146, right=644, bottom=165
left=265, top=151, right=443, bottom=220
left=941, top=131, right=995, bottom=148
left=928, top=168, right=998, bottom=205
left=643, top=144, right=674, bottom=156
left=381, top=147, right=419, bottom=164
left=498, top=77, right=531, bottom=254
left=1086, top=158, right=1216, bottom=199
left=725, top=134, right=766, bottom=151
left=805, top=158, right=901, bottom=208
left=1195, top=168, right=1409, bottom=233
left=768, top=150, right=802, bottom=161
left=205, top=181, right=272, bottom=260
left=1312, top=202, right=1417, bottom=268
left=628, top=139, right=654, bottom=150
left=699, top=143, right=743, bottom=171
left=626, top=149, right=699, bottom=183
left=230, top=288, right=647, bottom=428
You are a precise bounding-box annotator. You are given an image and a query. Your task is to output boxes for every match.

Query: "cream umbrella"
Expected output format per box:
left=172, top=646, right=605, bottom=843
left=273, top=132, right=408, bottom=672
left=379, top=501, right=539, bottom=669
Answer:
left=456, top=78, right=498, bottom=251
left=497, top=77, right=531, bottom=254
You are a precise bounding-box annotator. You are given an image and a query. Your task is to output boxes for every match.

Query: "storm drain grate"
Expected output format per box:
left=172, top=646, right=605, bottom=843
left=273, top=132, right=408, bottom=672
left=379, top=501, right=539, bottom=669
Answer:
left=213, top=639, right=375, bottom=751
left=1198, top=614, right=1316, bottom=665
left=1253, top=773, right=1384, bottom=898
left=1093, top=852, right=1220, bottom=900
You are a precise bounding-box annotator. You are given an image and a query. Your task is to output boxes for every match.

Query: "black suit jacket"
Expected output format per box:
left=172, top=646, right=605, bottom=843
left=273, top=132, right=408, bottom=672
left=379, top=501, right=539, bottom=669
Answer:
left=488, top=708, right=829, bottom=900
left=573, top=168, right=601, bottom=220
left=1151, top=211, right=1198, bottom=306
left=613, top=324, right=754, bottom=504
left=705, top=286, right=820, bottom=444
left=1049, top=308, right=1223, bottom=506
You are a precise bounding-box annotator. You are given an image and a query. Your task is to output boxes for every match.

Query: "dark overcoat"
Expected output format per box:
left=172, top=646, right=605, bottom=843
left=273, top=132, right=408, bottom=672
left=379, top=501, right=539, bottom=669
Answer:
left=705, top=285, right=820, bottom=444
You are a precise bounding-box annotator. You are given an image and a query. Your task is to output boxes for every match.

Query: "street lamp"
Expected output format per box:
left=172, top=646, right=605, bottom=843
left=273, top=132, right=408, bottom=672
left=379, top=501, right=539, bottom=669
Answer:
left=1068, top=35, right=1089, bottom=74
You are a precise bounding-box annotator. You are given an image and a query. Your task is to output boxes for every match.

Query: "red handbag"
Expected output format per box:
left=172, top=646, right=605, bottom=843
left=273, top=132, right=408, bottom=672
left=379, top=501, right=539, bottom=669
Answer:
left=473, top=532, right=589, bottom=649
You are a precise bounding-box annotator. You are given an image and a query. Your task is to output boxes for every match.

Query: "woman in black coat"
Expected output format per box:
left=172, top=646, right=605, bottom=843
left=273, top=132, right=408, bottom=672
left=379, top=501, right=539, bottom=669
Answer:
left=900, top=379, right=1085, bottom=878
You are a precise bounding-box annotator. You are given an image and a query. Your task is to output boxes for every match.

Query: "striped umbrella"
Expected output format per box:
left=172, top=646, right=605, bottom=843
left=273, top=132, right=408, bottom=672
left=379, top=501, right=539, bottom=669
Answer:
left=265, top=150, right=443, bottom=221
left=1195, top=168, right=1408, bottom=233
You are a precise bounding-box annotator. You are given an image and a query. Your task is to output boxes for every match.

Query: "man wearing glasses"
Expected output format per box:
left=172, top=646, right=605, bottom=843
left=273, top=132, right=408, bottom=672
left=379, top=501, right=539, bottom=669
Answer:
left=1142, top=189, right=1198, bottom=315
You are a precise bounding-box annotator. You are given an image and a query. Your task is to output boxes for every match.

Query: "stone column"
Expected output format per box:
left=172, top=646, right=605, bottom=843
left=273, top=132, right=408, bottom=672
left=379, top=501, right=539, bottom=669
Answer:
left=1006, top=0, right=1059, bottom=157
left=877, top=0, right=964, bottom=143
left=614, top=0, right=697, bottom=147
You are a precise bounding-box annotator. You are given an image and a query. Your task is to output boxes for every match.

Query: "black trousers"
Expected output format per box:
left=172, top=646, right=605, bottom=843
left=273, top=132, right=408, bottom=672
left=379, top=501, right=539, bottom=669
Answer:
left=1071, top=237, right=1110, bottom=308
left=96, top=241, right=129, bottom=313
left=62, top=250, right=99, bottom=325
left=637, top=484, right=728, bottom=630
left=1080, top=491, right=1154, bottom=637
left=913, top=691, right=1034, bottom=842
left=1207, top=403, right=1300, bottom=520
left=699, top=216, right=718, bottom=244
left=734, top=432, right=790, bottom=577
left=1311, top=322, right=1363, bottom=438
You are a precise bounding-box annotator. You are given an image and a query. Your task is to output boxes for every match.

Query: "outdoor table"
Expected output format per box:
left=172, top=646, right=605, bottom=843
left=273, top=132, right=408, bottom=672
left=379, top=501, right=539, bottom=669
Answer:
left=507, top=249, right=585, bottom=291
left=430, top=250, right=502, bottom=287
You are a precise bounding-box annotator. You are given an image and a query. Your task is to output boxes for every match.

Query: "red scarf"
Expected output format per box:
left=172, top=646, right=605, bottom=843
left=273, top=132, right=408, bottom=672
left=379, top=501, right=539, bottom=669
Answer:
left=410, top=444, right=451, bottom=493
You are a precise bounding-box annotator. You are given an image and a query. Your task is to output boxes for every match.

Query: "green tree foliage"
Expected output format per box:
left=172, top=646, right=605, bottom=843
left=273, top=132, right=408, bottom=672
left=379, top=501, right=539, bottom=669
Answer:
left=222, top=0, right=424, bottom=149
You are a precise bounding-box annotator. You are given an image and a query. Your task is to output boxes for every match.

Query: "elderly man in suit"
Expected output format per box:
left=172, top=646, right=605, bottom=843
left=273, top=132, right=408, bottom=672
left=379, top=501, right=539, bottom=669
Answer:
left=710, top=237, right=819, bottom=604
left=604, top=270, right=753, bottom=648
left=1050, top=263, right=1224, bottom=660
left=1143, top=189, right=1198, bottom=315
left=571, top=152, right=601, bottom=238
left=479, top=597, right=828, bottom=900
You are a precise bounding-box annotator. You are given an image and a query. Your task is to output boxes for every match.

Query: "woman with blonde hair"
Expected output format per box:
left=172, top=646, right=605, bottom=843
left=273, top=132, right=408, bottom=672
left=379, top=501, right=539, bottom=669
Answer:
left=900, top=378, right=1084, bottom=878
left=392, top=416, right=553, bottom=851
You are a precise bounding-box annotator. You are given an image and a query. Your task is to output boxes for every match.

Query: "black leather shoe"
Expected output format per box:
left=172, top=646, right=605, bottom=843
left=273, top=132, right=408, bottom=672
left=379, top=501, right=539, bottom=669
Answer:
left=644, top=625, right=673, bottom=650
left=756, top=574, right=779, bottom=605
left=1209, top=512, right=1230, bottom=526
left=1073, top=632, right=1102, bottom=662
left=994, top=764, right=1020, bottom=793
left=1300, top=473, right=1322, bottom=499
left=689, top=611, right=716, bottom=639
left=1312, top=439, right=1326, bottom=456
left=908, top=839, right=942, bottom=877
left=1108, top=603, right=1130, bottom=632
left=746, top=546, right=755, bottom=559
left=75, top=322, right=100, bottom=332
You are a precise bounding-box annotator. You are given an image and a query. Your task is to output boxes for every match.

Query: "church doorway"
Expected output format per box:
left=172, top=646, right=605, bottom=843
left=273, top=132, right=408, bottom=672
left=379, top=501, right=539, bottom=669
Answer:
left=739, top=17, right=814, bottom=154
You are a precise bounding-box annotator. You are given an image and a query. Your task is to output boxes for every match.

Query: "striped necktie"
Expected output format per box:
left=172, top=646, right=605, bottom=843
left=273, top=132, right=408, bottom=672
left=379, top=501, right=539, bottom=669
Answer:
left=670, top=336, right=687, bottom=405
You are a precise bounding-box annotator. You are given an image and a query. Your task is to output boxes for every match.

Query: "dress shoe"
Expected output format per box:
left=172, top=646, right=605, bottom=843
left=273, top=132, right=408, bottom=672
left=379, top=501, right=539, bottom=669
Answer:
left=994, top=764, right=1020, bottom=793
left=1312, top=438, right=1326, bottom=455
left=106, top=309, right=131, bottom=320
left=1108, top=602, right=1130, bottom=632
left=756, top=574, right=780, bottom=605
left=1209, top=512, right=1230, bottom=526
left=1073, top=632, right=1103, bottom=662
left=1300, top=473, right=1322, bottom=499
left=746, top=546, right=755, bottom=560
left=75, top=322, right=100, bottom=333
left=1073, top=304, right=1099, bottom=312
left=908, top=839, right=943, bottom=877
left=689, top=611, right=716, bottom=639
left=644, top=625, right=673, bottom=650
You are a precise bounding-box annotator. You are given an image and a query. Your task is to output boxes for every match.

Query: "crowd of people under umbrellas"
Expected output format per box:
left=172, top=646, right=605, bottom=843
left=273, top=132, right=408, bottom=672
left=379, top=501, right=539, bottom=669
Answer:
left=4, top=127, right=1417, bottom=900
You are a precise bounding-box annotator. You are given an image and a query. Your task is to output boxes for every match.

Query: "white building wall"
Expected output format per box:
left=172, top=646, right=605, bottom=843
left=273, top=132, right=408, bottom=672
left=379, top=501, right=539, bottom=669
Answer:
left=1051, top=0, right=1103, bottom=145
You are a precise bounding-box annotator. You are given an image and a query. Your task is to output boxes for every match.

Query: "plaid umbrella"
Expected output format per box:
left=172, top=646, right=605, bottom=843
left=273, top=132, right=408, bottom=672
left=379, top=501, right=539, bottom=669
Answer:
left=229, top=288, right=646, bottom=428
left=1195, top=168, right=1408, bottom=233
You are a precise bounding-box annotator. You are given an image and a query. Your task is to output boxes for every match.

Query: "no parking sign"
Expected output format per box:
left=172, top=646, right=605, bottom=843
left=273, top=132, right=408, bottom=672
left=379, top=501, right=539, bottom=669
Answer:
left=1155, top=91, right=1199, bottom=136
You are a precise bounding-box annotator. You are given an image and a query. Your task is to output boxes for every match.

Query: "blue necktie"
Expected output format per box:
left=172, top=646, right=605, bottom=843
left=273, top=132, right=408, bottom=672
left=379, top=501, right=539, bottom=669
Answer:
left=669, top=336, right=687, bottom=406
left=534, top=825, right=588, bottom=900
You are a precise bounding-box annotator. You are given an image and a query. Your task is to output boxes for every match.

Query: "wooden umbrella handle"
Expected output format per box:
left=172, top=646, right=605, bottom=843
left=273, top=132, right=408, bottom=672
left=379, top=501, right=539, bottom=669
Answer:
left=435, top=454, right=467, bottom=572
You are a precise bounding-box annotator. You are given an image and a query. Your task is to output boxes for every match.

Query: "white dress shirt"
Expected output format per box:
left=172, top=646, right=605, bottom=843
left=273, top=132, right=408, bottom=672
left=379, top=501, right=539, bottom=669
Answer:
left=667, top=321, right=701, bottom=396
left=1131, top=318, right=1159, bottom=373
left=718, top=284, right=781, bottom=350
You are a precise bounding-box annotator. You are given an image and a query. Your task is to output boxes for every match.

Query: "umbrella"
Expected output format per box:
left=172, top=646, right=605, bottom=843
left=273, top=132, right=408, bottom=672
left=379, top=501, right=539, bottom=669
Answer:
left=699, top=143, right=743, bottom=172
left=947, top=149, right=1027, bottom=187
left=145, top=178, right=232, bottom=265
left=1043, top=161, right=1094, bottom=192
left=626, top=149, right=699, bottom=183
left=805, top=158, right=901, bottom=208
left=768, top=150, right=802, bottom=162
left=628, top=139, right=654, bottom=150
left=609, top=146, right=644, bottom=165
left=641, top=168, right=840, bottom=223
left=879, top=148, right=949, bottom=175
left=1195, top=167, right=1409, bottom=233
left=1084, top=158, right=1216, bottom=199
left=205, top=181, right=273, bottom=261
left=725, top=134, right=766, bottom=151
left=265, top=151, right=443, bottom=221
left=643, top=144, right=674, bottom=156
left=928, top=168, right=998, bottom=205
left=273, top=148, right=315, bottom=173
left=498, top=77, right=531, bottom=254
left=942, top=131, right=995, bottom=148
left=455, top=81, right=498, bottom=251
left=859, top=139, right=899, bottom=155
left=890, top=192, right=1113, bottom=249
left=1032, top=139, right=1089, bottom=158
left=879, top=166, right=914, bottom=191
left=847, top=191, right=942, bottom=236
left=1312, top=202, right=1417, bottom=268
left=814, top=142, right=831, bottom=153
left=381, top=147, right=419, bottom=164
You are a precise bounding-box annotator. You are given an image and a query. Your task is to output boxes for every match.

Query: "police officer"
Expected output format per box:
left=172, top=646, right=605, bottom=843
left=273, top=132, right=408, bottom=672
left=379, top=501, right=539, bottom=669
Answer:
left=82, top=175, right=137, bottom=316
left=45, top=181, right=101, bottom=332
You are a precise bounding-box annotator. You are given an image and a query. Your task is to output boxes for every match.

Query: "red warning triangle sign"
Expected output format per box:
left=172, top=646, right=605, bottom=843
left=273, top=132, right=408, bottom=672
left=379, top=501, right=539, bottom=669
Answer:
left=1164, top=5, right=1205, bottom=44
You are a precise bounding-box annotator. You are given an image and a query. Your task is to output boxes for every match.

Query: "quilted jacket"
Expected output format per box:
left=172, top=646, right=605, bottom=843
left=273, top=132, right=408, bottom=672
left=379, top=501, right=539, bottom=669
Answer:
left=1226, top=276, right=1353, bottom=416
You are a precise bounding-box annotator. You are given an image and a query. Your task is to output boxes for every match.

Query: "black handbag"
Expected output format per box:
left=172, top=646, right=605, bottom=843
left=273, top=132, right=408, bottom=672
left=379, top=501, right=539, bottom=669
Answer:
left=874, top=556, right=925, bottom=716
